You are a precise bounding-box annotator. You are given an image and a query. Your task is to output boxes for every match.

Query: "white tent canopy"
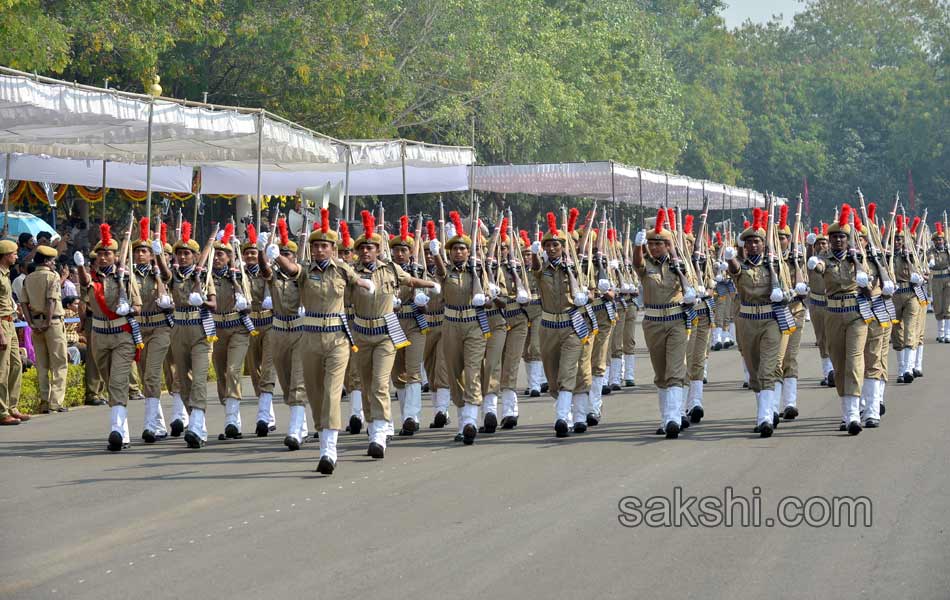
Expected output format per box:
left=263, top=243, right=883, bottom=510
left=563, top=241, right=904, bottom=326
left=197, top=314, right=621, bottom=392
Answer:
left=1, top=152, right=192, bottom=192
left=472, top=161, right=774, bottom=209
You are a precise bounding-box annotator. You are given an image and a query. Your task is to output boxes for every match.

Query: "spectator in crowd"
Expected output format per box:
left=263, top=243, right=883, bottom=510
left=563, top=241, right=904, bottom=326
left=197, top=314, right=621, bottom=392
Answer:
left=59, top=261, right=78, bottom=298
left=16, top=233, right=36, bottom=275
left=63, top=295, right=83, bottom=365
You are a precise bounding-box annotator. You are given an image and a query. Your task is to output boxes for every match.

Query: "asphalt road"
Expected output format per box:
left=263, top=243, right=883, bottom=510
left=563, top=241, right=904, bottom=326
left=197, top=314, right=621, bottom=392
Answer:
left=2, top=317, right=948, bottom=600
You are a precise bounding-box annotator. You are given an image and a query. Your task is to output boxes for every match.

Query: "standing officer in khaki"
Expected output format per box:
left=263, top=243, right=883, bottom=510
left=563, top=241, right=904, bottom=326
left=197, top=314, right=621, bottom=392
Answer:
left=806, top=224, right=834, bottom=385
left=807, top=204, right=870, bottom=435
left=633, top=210, right=690, bottom=439
left=725, top=208, right=784, bottom=438
left=0, top=238, right=27, bottom=426
left=22, top=245, right=68, bottom=413
left=271, top=209, right=373, bottom=472
left=75, top=223, right=142, bottom=451
left=496, top=223, right=531, bottom=429
left=241, top=224, right=278, bottom=437
left=132, top=217, right=174, bottom=443
left=422, top=222, right=450, bottom=428
left=530, top=212, right=590, bottom=438
left=930, top=223, right=950, bottom=342
left=210, top=224, right=254, bottom=440
left=856, top=219, right=892, bottom=428
left=889, top=216, right=922, bottom=383
left=520, top=230, right=546, bottom=396
left=169, top=222, right=217, bottom=448
left=350, top=210, right=436, bottom=457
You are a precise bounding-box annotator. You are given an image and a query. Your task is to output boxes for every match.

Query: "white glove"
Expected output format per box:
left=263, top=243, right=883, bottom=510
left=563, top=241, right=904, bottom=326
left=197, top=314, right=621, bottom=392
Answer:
left=634, top=230, right=647, bottom=246
left=723, top=247, right=737, bottom=261
left=573, top=292, right=588, bottom=307
left=856, top=271, right=870, bottom=288
left=516, top=289, right=530, bottom=304
left=414, top=291, right=430, bottom=306
left=430, top=282, right=441, bottom=295
left=392, top=295, right=402, bottom=310
left=445, top=223, right=457, bottom=239
left=597, top=279, right=612, bottom=292
left=157, top=294, right=174, bottom=309
left=364, top=280, right=376, bottom=295
left=265, top=244, right=280, bottom=261
left=540, top=250, right=548, bottom=262
left=234, top=294, right=249, bottom=311
left=428, top=240, right=441, bottom=255
left=910, top=272, right=923, bottom=284
left=736, top=238, right=745, bottom=248
left=258, top=232, right=270, bottom=249
left=297, top=305, right=306, bottom=317
left=530, top=241, right=542, bottom=254
left=807, top=256, right=822, bottom=270
left=715, top=273, right=724, bottom=283
left=188, top=292, right=203, bottom=307
left=151, top=239, right=163, bottom=254
left=472, top=293, right=487, bottom=307
left=882, top=280, right=896, bottom=295
left=794, top=282, right=809, bottom=296
left=488, top=283, right=500, bottom=299
left=806, top=233, right=817, bottom=245
left=262, top=296, right=273, bottom=310
left=115, top=301, right=130, bottom=316
left=73, top=251, right=85, bottom=267
left=683, top=287, right=697, bottom=304
left=928, top=258, right=936, bottom=269
left=770, top=288, right=785, bottom=303
left=608, top=259, right=620, bottom=269
left=716, top=261, right=728, bottom=272
left=215, top=229, right=224, bottom=242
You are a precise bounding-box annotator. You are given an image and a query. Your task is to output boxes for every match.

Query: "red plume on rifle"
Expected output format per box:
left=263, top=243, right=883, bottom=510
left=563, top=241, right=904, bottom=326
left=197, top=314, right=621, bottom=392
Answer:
left=910, top=216, right=921, bottom=235
left=896, top=215, right=904, bottom=233
left=812, top=227, right=819, bottom=235
left=339, top=220, right=351, bottom=247
left=221, top=222, right=234, bottom=245
left=822, top=223, right=828, bottom=236
left=867, top=203, right=877, bottom=222
left=426, top=220, right=437, bottom=241
left=567, top=208, right=579, bottom=234
left=139, top=217, right=150, bottom=242
left=684, top=214, right=694, bottom=236
left=779, top=204, right=789, bottom=230
left=854, top=213, right=863, bottom=232
left=716, top=231, right=723, bottom=245
left=181, top=221, right=192, bottom=243
left=743, top=220, right=750, bottom=229
left=160, top=223, right=168, bottom=246
left=608, top=228, right=616, bottom=242
left=246, top=223, right=258, bottom=245
left=500, top=217, right=509, bottom=242
left=100, top=223, right=112, bottom=248
left=277, top=218, right=290, bottom=246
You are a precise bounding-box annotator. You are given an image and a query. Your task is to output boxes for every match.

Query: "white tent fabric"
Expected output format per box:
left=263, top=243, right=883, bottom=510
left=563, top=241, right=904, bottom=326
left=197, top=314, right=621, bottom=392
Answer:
left=200, top=164, right=469, bottom=196
left=1, top=153, right=192, bottom=192
left=472, top=162, right=772, bottom=208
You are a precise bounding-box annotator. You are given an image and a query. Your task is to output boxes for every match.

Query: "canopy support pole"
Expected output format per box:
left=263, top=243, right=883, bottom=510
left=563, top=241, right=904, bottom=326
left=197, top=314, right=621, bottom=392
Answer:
left=637, top=167, right=644, bottom=230
left=344, top=147, right=351, bottom=221
left=144, top=99, right=154, bottom=221
left=401, top=140, right=408, bottom=216
left=256, top=110, right=264, bottom=229
left=101, top=160, right=107, bottom=222
left=610, top=160, right=617, bottom=230
left=3, top=154, right=9, bottom=233
left=665, top=173, right=670, bottom=208
left=685, top=181, right=690, bottom=212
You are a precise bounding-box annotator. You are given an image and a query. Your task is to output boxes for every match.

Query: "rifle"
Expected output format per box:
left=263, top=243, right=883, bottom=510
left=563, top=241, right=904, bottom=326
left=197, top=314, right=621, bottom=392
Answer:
left=789, top=195, right=806, bottom=289
left=438, top=196, right=448, bottom=262
left=505, top=207, right=529, bottom=301
left=377, top=201, right=390, bottom=262
left=857, top=189, right=893, bottom=287
left=560, top=205, right=585, bottom=304
left=470, top=198, right=486, bottom=302
left=664, top=207, right=694, bottom=297
left=763, top=196, right=788, bottom=300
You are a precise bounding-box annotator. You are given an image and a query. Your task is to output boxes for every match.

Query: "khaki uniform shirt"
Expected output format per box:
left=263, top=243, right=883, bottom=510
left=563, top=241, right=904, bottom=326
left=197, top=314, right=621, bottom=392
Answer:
left=351, top=259, right=411, bottom=317
left=23, top=265, right=63, bottom=317
left=635, top=256, right=684, bottom=306
left=298, top=259, right=360, bottom=313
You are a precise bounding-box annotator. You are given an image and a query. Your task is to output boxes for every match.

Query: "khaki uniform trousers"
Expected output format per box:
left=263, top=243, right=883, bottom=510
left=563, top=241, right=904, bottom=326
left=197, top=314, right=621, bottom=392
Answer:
left=610, top=305, right=626, bottom=360
left=811, top=301, right=829, bottom=359
left=864, top=318, right=889, bottom=380
left=271, top=330, right=305, bottom=406
left=0, top=320, right=22, bottom=418
left=590, top=305, right=614, bottom=378
left=521, top=303, right=542, bottom=362
left=686, top=311, right=712, bottom=381
left=623, top=306, right=638, bottom=354
left=443, top=320, right=486, bottom=407
left=171, top=324, right=211, bottom=411
left=736, top=316, right=781, bottom=393
left=393, top=318, right=424, bottom=388
left=32, top=319, right=68, bottom=411
left=352, top=332, right=396, bottom=422
left=499, top=313, right=529, bottom=391
left=301, top=331, right=350, bottom=430
left=540, top=324, right=583, bottom=396
left=933, top=276, right=950, bottom=319
left=138, top=326, right=171, bottom=399
left=778, top=303, right=806, bottom=378
left=915, top=296, right=927, bottom=347
left=890, top=292, right=920, bottom=350
left=345, top=344, right=362, bottom=392
left=714, top=293, right=735, bottom=328
left=84, top=316, right=105, bottom=402
left=212, top=327, right=250, bottom=403
left=245, top=324, right=275, bottom=396
left=480, top=313, right=508, bottom=396
left=422, top=324, right=449, bottom=391
left=642, top=318, right=687, bottom=390
left=163, top=353, right=179, bottom=394
left=92, top=330, right=136, bottom=408
left=825, top=310, right=868, bottom=397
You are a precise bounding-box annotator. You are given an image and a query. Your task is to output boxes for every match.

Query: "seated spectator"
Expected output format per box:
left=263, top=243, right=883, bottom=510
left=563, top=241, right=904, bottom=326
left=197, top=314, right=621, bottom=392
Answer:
left=63, top=296, right=83, bottom=365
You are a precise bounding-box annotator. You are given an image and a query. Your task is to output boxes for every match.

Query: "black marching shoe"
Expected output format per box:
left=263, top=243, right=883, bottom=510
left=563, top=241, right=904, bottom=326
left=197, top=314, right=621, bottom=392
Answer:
left=880, top=402, right=886, bottom=416
left=624, top=380, right=635, bottom=388
left=611, top=383, right=622, bottom=391
left=107, top=431, right=125, bottom=452
left=913, top=368, right=923, bottom=379
left=772, top=412, right=780, bottom=429
left=839, top=421, right=847, bottom=432
left=847, top=420, right=862, bottom=436
left=864, top=418, right=880, bottom=428
left=680, top=416, right=690, bottom=430
left=500, top=415, right=518, bottom=429
left=284, top=435, right=301, bottom=451
left=316, top=456, right=336, bottom=475
left=688, top=406, right=704, bottom=424
left=184, top=431, right=205, bottom=448
left=348, top=415, right=362, bottom=435
left=555, top=419, right=570, bottom=438
left=256, top=420, right=269, bottom=437
left=367, top=442, right=385, bottom=459
left=479, top=413, right=497, bottom=434
left=826, top=371, right=836, bottom=387
left=142, top=429, right=156, bottom=444
left=782, top=406, right=799, bottom=420
left=462, top=424, right=477, bottom=445
left=170, top=419, right=184, bottom=437
left=586, top=413, right=600, bottom=427
left=540, top=383, right=549, bottom=394
left=422, top=383, right=430, bottom=393
left=430, top=411, right=448, bottom=428
left=665, top=420, right=680, bottom=439
left=529, top=389, right=541, bottom=398
left=712, top=342, right=723, bottom=351
left=454, top=433, right=464, bottom=442
left=723, top=339, right=735, bottom=348
left=819, top=377, right=828, bottom=386
left=222, top=424, right=242, bottom=440
left=573, top=421, right=587, bottom=434
left=398, top=418, right=417, bottom=436
left=656, top=426, right=667, bottom=435
left=742, top=381, right=750, bottom=389
left=601, top=385, right=611, bottom=396
left=759, top=422, right=773, bottom=438
left=753, top=424, right=761, bottom=433
left=84, top=398, right=108, bottom=406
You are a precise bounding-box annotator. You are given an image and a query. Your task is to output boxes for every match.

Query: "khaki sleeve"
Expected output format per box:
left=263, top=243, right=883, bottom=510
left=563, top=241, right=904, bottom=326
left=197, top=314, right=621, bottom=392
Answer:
left=392, top=261, right=413, bottom=287
left=47, top=273, right=62, bottom=301
left=204, top=276, right=216, bottom=298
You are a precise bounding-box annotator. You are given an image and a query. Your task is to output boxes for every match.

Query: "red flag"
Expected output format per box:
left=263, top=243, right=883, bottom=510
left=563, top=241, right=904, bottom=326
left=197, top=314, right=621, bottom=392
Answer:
left=802, top=175, right=810, bottom=220
left=908, top=169, right=916, bottom=212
